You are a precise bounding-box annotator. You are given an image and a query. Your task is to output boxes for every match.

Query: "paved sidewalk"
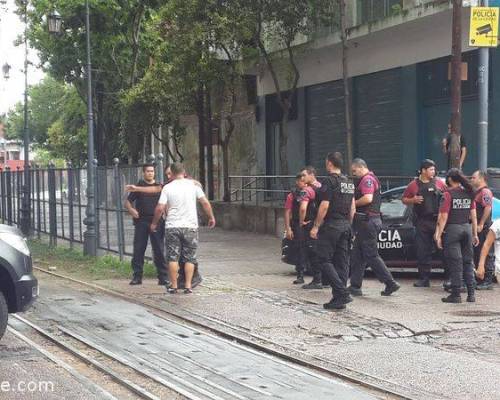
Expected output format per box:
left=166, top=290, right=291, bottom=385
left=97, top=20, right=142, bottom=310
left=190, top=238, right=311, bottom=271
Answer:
left=53, top=228, right=500, bottom=399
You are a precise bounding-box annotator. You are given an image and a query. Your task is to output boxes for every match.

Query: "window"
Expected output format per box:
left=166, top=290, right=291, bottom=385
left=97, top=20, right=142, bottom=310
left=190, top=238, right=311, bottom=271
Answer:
left=420, top=51, right=479, bottom=105
left=357, top=0, right=403, bottom=25
left=381, top=192, right=407, bottom=219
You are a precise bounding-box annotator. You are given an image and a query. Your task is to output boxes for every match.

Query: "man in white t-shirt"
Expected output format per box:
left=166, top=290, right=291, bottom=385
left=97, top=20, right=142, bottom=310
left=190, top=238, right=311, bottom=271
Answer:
left=476, top=219, right=499, bottom=283
left=150, top=163, right=216, bottom=294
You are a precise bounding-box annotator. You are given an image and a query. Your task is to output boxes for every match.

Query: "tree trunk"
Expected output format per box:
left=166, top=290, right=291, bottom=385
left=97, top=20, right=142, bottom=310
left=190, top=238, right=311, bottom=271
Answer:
left=222, top=139, right=230, bottom=202
left=340, top=0, right=353, bottom=169
left=449, top=0, right=462, bottom=169
left=206, top=90, right=214, bottom=200
left=280, top=105, right=290, bottom=175
left=196, top=87, right=206, bottom=188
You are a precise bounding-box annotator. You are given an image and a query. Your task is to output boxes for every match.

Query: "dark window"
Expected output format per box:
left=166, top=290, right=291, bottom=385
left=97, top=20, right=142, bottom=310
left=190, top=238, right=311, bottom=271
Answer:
left=265, top=91, right=298, bottom=124
left=420, top=51, right=479, bottom=105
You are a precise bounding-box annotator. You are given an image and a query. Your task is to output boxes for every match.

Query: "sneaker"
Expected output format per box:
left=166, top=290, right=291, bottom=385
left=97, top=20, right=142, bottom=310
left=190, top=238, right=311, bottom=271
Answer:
left=129, top=277, right=142, bottom=285
left=302, top=281, right=323, bottom=290
left=413, top=279, right=430, bottom=288
left=442, top=294, right=462, bottom=303
left=166, top=287, right=178, bottom=294
left=348, top=286, right=363, bottom=297
left=293, top=276, right=305, bottom=285
left=381, top=281, right=401, bottom=296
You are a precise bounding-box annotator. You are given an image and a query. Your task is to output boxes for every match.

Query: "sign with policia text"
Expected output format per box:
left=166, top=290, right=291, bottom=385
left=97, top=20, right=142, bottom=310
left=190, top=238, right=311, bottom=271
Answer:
left=469, top=7, right=499, bottom=47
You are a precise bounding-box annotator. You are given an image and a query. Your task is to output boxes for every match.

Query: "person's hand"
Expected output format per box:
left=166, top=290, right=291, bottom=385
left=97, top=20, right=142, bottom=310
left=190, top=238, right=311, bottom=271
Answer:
left=129, top=208, right=139, bottom=219
left=208, top=217, right=216, bottom=228
left=413, top=195, right=424, bottom=204
left=434, top=232, right=443, bottom=250
left=286, top=228, right=294, bottom=240
left=150, top=223, right=157, bottom=233
left=310, top=226, right=318, bottom=240
left=473, top=235, right=480, bottom=247
left=125, top=184, right=138, bottom=192
left=476, top=263, right=485, bottom=280
left=478, top=224, right=484, bottom=234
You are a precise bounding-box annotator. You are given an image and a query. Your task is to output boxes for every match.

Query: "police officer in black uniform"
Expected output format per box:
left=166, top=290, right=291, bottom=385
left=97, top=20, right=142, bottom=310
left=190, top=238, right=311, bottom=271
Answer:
left=402, top=159, right=446, bottom=287
left=310, top=152, right=355, bottom=310
left=434, top=169, right=479, bottom=303
left=125, top=164, right=168, bottom=285
left=348, top=158, right=400, bottom=297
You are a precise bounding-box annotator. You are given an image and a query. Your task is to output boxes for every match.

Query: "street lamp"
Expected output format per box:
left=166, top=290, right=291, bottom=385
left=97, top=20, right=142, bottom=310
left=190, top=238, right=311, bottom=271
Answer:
left=49, top=2, right=97, bottom=255
left=2, top=63, right=10, bottom=80
left=19, top=0, right=31, bottom=236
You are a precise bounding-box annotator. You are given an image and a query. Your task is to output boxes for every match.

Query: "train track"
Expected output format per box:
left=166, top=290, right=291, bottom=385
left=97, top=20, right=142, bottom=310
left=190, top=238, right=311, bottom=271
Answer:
left=32, top=266, right=447, bottom=400
left=8, top=314, right=194, bottom=400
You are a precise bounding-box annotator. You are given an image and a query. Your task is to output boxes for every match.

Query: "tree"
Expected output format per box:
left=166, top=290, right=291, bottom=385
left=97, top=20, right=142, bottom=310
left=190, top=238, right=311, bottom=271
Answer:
left=23, top=0, right=161, bottom=164
left=237, top=0, right=334, bottom=175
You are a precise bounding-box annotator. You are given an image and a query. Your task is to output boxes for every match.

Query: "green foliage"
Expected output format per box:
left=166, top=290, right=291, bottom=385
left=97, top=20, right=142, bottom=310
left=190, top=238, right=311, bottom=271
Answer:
left=29, top=239, right=157, bottom=279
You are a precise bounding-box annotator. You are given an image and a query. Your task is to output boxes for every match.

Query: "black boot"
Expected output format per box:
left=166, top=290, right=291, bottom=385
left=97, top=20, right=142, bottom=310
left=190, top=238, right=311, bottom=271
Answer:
left=381, top=281, right=401, bottom=296
left=302, top=279, right=323, bottom=289
left=466, top=285, right=476, bottom=303
left=323, top=293, right=353, bottom=310
left=413, top=279, right=430, bottom=288
left=129, top=274, right=142, bottom=285
left=293, top=273, right=305, bottom=285
left=442, top=289, right=461, bottom=303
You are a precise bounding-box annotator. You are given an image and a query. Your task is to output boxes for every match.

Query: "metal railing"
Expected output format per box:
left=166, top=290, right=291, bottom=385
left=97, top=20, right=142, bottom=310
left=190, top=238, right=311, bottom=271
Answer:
left=229, top=175, right=416, bottom=206
left=0, top=156, right=166, bottom=260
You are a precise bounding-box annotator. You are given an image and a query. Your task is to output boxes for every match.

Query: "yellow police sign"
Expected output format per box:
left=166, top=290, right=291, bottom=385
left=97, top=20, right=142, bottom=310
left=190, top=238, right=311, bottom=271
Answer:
left=470, top=7, right=499, bottom=47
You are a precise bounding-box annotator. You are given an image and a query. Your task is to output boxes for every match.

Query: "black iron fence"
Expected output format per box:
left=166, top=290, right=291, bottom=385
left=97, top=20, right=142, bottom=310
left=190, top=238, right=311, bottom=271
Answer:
left=0, top=156, right=166, bottom=260
left=229, top=175, right=416, bottom=207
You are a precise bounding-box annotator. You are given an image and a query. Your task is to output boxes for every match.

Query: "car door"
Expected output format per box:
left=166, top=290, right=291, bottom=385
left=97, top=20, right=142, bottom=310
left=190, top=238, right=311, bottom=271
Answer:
left=379, top=189, right=415, bottom=266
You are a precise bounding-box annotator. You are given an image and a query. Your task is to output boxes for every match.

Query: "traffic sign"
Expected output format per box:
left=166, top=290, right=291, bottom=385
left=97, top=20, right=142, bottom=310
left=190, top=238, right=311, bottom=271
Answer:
left=469, top=7, right=499, bottom=47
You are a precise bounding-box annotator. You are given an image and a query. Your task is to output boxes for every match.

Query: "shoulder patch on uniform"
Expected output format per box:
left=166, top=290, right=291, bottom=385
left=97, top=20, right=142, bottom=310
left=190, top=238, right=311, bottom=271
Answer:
left=483, top=193, right=492, bottom=205
left=364, top=178, right=373, bottom=188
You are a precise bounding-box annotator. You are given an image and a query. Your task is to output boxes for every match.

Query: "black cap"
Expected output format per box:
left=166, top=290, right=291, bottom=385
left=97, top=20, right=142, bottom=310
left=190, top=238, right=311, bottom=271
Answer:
left=420, top=159, right=436, bottom=171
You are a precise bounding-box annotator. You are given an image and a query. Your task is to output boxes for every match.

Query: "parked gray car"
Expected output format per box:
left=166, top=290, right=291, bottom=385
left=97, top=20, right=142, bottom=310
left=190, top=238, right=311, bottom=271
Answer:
left=0, top=224, right=38, bottom=340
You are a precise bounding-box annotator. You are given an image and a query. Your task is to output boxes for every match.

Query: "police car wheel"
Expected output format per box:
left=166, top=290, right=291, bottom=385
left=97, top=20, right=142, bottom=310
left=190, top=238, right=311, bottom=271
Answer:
left=0, top=291, right=7, bottom=341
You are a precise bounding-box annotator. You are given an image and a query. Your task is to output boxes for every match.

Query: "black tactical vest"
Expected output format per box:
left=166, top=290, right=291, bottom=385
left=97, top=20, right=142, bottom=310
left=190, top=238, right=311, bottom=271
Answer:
left=414, top=178, right=442, bottom=219
left=291, top=188, right=317, bottom=225
left=475, top=187, right=493, bottom=226
left=447, top=188, right=473, bottom=225
left=355, top=173, right=382, bottom=215
left=325, top=174, right=355, bottom=221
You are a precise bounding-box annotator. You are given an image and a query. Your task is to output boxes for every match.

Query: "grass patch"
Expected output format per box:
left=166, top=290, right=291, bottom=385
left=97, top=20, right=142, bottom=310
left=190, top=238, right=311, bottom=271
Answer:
left=29, top=239, right=158, bottom=280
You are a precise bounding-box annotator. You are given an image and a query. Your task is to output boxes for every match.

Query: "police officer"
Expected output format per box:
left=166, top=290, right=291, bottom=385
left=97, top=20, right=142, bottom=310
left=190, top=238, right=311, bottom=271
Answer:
left=434, top=169, right=479, bottom=303
left=402, top=159, right=446, bottom=287
left=284, top=173, right=316, bottom=284
left=124, top=164, right=168, bottom=286
left=471, top=170, right=495, bottom=290
left=300, top=166, right=327, bottom=289
left=310, top=152, right=355, bottom=310
left=348, top=158, right=400, bottom=297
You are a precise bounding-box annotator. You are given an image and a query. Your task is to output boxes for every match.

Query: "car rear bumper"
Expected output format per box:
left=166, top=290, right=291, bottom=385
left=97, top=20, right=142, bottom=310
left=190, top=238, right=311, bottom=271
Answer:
left=14, top=273, right=38, bottom=312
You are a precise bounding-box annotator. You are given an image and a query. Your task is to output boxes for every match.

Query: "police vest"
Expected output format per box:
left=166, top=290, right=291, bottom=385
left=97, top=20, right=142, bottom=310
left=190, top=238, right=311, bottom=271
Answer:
left=291, top=189, right=317, bottom=225
left=476, top=187, right=493, bottom=227
left=325, top=174, right=355, bottom=221
left=355, top=173, right=382, bottom=215
left=413, top=178, right=442, bottom=219
left=447, top=188, right=473, bottom=225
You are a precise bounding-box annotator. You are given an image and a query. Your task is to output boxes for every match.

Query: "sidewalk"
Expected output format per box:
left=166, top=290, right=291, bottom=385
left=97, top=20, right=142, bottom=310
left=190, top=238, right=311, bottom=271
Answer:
left=39, top=228, right=500, bottom=399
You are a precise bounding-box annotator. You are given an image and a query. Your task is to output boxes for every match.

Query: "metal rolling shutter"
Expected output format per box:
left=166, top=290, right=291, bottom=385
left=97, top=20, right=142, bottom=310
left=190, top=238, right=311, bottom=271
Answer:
left=305, top=80, right=347, bottom=174
left=354, top=68, right=402, bottom=175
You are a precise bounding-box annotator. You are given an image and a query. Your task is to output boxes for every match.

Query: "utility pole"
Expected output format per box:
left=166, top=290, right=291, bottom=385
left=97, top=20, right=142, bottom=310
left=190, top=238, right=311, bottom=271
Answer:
left=478, top=0, right=489, bottom=170
left=449, top=0, right=463, bottom=169
left=339, top=0, right=353, bottom=169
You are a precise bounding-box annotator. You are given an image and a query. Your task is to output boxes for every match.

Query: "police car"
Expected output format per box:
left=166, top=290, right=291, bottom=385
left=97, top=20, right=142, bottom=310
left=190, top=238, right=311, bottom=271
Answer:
left=378, top=186, right=500, bottom=268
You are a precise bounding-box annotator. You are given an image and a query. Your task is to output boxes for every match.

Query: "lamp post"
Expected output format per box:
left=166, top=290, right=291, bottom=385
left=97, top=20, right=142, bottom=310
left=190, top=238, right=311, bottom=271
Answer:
left=48, top=2, right=96, bottom=255
left=19, top=0, right=30, bottom=236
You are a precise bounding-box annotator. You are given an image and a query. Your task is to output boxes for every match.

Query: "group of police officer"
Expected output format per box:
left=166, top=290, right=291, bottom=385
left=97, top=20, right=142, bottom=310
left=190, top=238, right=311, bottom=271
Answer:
left=285, top=152, right=495, bottom=310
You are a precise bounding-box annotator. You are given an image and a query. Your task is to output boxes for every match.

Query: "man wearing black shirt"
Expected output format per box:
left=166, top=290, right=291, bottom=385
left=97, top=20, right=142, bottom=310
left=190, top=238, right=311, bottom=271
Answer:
left=125, top=164, right=168, bottom=285
left=442, top=123, right=467, bottom=169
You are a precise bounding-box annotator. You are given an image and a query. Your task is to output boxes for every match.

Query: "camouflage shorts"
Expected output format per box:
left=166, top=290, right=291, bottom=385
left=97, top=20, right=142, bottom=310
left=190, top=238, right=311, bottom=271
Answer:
left=165, top=228, right=199, bottom=264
